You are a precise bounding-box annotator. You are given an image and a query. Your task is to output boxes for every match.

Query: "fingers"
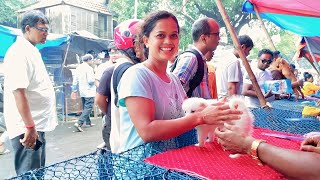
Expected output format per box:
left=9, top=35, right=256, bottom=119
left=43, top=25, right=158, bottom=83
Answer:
left=302, top=135, right=320, bottom=146
left=219, top=97, right=228, bottom=103
left=224, top=121, right=236, bottom=126
left=209, top=108, right=243, bottom=118
left=20, top=139, right=36, bottom=148
left=215, top=127, right=224, bottom=137
left=205, top=117, right=240, bottom=126
left=223, top=123, right=234, bottom=130
left=206, top=102, right=243, bottom=114
left=214, top=104, right=231, bottom=110
left=206, top=114, right=241, bottom=124
left=215, top=126, right=232, bottom=139
left=301, top=145, right=320, bottom=154
left=20, top=132, right=38, bottom=148
left=19, top=137, right=27, bottom=144
left=301, top=138, right=312, bottom=146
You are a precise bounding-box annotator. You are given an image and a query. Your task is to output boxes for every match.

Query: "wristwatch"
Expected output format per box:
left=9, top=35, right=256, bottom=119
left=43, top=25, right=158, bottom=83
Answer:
left=250, top=139, right=266, bottom=166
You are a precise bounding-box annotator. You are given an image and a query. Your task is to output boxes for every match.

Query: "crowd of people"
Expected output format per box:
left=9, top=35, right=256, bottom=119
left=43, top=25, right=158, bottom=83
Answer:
left=2, top=9, right=320, bottom=179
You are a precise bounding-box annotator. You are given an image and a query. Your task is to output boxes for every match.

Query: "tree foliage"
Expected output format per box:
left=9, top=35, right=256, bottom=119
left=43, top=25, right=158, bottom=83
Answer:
left=109, top=0, right=301, bottom=62
left=0, top=0, right=35, bottom=27
left=109, top=0, right=249, bottom=48
left=0, top=0, right=22, bottom=27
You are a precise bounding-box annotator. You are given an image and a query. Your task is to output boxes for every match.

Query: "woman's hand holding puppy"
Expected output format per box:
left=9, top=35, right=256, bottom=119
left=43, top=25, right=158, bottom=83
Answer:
left=195, top=102, right=243, bottom=126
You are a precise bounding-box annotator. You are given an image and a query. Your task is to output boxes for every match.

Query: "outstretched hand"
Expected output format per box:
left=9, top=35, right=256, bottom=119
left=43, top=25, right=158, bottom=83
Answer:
left=198, top=103, right=242, bottom=126
left=301, top=135, right=320, bottom=154
left=215, top=123, right=254, bottom=154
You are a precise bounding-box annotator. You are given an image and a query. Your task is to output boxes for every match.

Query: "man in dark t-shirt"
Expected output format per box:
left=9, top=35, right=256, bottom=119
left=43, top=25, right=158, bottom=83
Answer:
left=95, top=65, right=115, bottom=149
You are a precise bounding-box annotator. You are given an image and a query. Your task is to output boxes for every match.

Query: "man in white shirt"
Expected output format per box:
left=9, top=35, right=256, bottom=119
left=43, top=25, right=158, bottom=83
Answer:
left=71, top=54, right=96, bottom=132
left=216, top=35, right=254, bottom=98
left=3, top=10, right=57, bottom=175
left=242, top=49, right=275, bottom=108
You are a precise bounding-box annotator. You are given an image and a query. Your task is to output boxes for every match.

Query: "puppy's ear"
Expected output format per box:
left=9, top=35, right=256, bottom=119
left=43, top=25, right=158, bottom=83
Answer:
left=234, top=103, right=239, bottom=109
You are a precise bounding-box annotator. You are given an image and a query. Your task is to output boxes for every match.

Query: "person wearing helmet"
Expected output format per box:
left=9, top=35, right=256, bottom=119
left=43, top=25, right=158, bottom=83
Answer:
left=95, top=19, right=145, bottom=150
left=114, top=10, right=241, bottom=156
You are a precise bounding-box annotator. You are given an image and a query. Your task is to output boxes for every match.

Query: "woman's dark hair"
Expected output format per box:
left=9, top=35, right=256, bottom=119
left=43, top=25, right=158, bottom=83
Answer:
left=304, top=72, right=313, bottom=81
left=140, top=11, right=179, bottom=60
left=119, top=48, right=141, bottom=64
left=141, top=10, right=179, bottom=38
left=21, top=10, right=49, bottom=33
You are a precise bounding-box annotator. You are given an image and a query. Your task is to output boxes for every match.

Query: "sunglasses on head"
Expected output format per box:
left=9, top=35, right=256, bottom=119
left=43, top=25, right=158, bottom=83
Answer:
left=261, top=59, right=272, bottom=64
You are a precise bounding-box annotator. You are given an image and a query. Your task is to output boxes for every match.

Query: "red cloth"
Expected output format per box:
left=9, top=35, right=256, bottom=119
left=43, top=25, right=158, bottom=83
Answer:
left=144, top=128, right=303, bottom=179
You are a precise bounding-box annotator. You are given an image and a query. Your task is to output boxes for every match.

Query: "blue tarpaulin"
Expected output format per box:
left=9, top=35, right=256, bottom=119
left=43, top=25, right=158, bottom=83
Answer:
left=0, top=25, right=68, bottom=61
left=0, top=25, right=112, bottom=65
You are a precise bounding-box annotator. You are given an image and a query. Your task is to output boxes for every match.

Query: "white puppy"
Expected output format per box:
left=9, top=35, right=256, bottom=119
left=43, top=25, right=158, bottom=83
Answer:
left=182, top=97, right=218, bottom=147
left=228, top=96, right=255, bottom=158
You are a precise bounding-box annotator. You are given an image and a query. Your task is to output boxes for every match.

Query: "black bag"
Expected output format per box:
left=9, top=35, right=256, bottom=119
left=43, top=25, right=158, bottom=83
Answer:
left=112, top=62, right=133, bottom=107
left=170, top=49, right=204, bottom=97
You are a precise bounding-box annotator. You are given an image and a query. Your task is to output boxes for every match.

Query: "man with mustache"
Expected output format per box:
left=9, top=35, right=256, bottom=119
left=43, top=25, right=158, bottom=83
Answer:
left=3, top=10, right=57, bottom=175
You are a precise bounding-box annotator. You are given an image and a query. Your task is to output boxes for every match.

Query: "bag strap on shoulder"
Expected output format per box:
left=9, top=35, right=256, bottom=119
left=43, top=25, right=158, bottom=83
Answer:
left=172, top=49, right=204, bottom=97
left=112, top=62, right=133, bottom=107
left=186, top=49, right=204, bottom=97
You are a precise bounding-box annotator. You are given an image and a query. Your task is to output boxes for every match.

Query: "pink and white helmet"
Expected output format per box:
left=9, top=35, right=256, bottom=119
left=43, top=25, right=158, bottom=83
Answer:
left=114, top=19, right=143, bottom=49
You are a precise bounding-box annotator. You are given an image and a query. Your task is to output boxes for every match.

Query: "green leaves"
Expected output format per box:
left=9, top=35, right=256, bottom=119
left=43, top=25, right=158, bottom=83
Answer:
left=108, top=0, right=297, bottom=59
left=0, top=0, right=34, bottom=27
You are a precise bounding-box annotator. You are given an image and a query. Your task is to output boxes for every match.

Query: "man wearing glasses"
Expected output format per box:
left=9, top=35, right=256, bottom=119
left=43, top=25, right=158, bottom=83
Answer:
left=172, top=17, right=220, bottom=99
left=3, top=10, right=57, bottom=175
left=242, top=49, right=275, bottom=108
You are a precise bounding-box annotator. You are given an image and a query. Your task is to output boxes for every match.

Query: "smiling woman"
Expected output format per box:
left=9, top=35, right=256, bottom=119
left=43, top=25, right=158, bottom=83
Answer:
left=113, top=10, right=242, bottom=154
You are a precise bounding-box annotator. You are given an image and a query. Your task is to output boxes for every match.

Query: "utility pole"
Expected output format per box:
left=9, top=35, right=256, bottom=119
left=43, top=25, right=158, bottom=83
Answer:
left=134, top=0, right=138, bottom=19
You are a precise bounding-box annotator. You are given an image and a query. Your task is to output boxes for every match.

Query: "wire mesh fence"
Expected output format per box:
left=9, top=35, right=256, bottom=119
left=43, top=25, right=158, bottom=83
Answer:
left=252, top=107, right=320, bottom=135
left=10, top=104, right=320, bottom=179
left=270, top=99, right=306, bottom=112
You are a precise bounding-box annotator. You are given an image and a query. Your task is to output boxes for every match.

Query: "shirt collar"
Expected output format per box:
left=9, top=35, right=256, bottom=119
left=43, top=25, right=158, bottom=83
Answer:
left=191, top=45, right=206, bottom=60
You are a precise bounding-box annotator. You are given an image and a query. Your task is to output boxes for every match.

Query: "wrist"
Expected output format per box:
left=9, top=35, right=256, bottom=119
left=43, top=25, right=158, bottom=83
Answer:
left=244, top=137, right=255, bottom=155
left=25, top=124, right=35, bottom=129
left=250, top=139, right=267, bottom=166
left=192, top=112, right=204, bottom=126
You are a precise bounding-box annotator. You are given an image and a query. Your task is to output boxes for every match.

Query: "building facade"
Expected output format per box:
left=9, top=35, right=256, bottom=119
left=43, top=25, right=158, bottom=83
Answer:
left=17, top=0, right=113, bottom=39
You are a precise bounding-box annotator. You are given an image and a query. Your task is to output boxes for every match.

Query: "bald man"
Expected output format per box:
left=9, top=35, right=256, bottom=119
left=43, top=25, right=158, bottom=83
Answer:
left=172, top=17, right=220, bottom=99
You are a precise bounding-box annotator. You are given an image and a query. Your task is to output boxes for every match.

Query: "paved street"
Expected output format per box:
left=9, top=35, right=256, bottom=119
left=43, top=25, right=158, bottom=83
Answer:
left=0, top=117, right=103, bottom=179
